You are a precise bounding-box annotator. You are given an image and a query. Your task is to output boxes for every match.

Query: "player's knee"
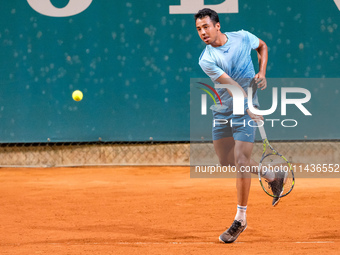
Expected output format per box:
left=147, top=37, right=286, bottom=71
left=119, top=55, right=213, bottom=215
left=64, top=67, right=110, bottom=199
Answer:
left=235, top=157, right=250, bottom=168
left=219, top=158, right=235, bottom=167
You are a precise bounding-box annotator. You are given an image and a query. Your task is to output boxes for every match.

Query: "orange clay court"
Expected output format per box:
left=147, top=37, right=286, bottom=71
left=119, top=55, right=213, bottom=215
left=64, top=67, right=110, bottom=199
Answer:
left=0, top=166, right=339, bottom=255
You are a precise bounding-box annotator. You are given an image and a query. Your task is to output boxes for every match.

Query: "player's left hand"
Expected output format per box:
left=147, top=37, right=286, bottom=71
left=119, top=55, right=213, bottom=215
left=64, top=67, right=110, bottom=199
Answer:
left=254, top=72, right=267, bottom=90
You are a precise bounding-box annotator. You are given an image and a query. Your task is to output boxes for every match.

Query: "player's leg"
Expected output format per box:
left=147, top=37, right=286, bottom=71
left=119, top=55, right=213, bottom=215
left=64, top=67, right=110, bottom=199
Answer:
left=212, top=110, right=236, bottom=167
left=219, top=140, right=253, bottom=243
left=214, top=136, right=259, bottom=174
left=219, top=113, right=255, bottom=243
left=213, top=111, right=257, bottom=243
left=213, top=132, right=259, bottom=174
left=213, top=137, right=235, bottom=166
left=234, top=140, right=253, bottom=207
left=232, top=114, right=258, bottom=214
left=211, top=110, right=258, bottom=168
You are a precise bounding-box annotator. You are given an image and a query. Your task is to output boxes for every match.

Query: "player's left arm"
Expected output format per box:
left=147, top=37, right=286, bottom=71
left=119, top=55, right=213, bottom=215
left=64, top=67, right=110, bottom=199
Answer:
left=255, top=39, right=268, bottom=90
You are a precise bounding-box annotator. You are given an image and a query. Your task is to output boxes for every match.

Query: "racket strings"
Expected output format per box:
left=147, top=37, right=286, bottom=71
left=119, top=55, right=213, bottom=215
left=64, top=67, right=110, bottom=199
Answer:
left=260, top=154, right=294, bottom=197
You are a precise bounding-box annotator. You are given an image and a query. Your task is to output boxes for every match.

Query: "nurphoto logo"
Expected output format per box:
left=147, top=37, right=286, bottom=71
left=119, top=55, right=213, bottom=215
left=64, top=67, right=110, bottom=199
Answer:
left=198, top=82, right=312, bottom=128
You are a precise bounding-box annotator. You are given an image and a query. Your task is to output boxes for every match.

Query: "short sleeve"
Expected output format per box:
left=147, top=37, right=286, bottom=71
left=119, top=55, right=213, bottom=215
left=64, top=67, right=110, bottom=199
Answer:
left=245, top=31, right=260, bottom=50
left=199, top=59, right=225, bottom=81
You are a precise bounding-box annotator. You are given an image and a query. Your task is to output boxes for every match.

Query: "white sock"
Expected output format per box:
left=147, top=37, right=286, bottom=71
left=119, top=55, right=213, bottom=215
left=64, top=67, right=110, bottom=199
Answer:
left=261, top=166, right=275, bottom=182
left=235, top=205, right=247, bottom=226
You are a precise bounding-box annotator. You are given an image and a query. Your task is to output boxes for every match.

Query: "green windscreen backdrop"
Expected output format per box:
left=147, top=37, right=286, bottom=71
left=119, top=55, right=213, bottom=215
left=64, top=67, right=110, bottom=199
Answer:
left=0, top=0, right=339, bottom=142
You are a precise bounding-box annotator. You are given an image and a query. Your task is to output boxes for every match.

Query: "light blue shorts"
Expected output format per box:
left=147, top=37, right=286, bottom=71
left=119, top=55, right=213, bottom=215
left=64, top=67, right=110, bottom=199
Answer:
left=212, top=110, right=256, bottom=143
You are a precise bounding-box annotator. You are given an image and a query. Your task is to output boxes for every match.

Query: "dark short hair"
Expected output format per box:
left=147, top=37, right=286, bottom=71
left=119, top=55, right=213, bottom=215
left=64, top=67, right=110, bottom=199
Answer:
left=194, top=8, right=219, bottom=25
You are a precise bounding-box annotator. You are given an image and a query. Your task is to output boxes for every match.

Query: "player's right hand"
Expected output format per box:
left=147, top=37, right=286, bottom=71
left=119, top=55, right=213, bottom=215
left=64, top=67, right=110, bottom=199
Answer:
left=246, top=109, right=263, bottom=121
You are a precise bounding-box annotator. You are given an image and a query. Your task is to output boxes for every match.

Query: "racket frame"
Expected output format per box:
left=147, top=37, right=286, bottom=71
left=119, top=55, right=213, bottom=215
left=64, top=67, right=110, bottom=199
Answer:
left=258, top=125, right=295, bottom=198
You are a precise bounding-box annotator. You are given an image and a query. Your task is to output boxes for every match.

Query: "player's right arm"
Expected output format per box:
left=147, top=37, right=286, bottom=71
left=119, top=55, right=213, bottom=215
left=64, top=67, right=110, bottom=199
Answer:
left=215, top=73, right=247, bottom=98
left=215, top=73, right=263, bottom=121
left=199, top=57, right=262, bottom=120
left=199, top=57, right=247, bottom=97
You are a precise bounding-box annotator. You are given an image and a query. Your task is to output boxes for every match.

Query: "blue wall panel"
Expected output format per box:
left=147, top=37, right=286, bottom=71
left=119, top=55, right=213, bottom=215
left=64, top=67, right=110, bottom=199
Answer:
left=0, top=0, right=339, bottom=142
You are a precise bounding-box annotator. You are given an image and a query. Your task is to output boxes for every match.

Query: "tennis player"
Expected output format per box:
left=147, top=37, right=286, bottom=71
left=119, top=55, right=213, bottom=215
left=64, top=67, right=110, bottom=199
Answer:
left=194, top=8, right=285, bottom=243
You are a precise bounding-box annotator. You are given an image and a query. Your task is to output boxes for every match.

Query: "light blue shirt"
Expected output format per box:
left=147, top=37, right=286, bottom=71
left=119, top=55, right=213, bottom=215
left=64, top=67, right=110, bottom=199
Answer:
left=199, top=30, right=260, bottom=113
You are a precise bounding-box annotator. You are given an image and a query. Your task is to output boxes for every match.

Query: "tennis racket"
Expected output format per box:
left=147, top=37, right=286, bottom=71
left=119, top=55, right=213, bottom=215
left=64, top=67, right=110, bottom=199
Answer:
left=257, top=123, right=295, bottom=198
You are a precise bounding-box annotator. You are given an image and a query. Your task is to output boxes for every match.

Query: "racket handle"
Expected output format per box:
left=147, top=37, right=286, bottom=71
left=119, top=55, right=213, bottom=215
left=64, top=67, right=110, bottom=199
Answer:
left=256, top=121, right=267, bottom=140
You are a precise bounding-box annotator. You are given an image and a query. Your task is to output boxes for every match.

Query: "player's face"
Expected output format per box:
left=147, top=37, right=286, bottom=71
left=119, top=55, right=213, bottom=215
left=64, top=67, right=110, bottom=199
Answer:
left=196, top=16, right=220, bottom=45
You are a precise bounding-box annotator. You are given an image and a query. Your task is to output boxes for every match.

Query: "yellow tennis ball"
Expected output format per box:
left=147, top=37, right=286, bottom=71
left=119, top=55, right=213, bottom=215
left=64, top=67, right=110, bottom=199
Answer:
left=72, top=90, right=83, bottom=101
